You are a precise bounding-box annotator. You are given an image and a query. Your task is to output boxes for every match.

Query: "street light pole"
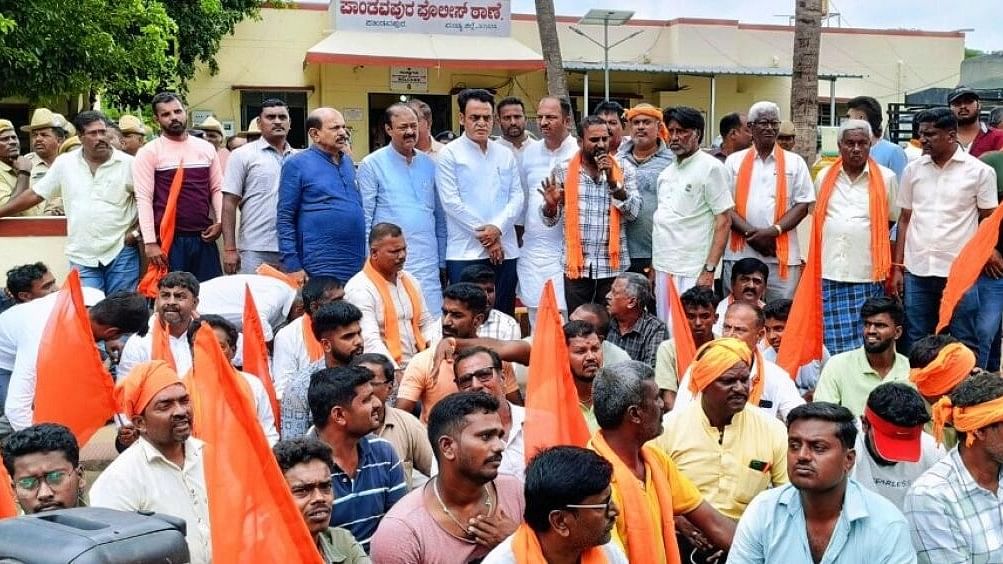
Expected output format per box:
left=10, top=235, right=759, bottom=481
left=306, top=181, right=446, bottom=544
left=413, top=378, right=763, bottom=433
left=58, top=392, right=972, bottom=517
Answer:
left=571, top=10, right=640, bottom=105
left=604, top=18, right=610, bottom=101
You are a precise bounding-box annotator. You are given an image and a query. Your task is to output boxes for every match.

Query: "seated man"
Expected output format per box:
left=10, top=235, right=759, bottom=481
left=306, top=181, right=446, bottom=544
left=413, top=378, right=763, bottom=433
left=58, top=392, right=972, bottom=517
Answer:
left=461, top=264, right=521, bottom=340
left=370, top=392, right=524, bottom=563
left=2, top=423, right=84, bottom=514
left=712, top=257, right=767, bottom=336
left=118, top=271, right=202, bottom=378
left=655, top=286, right=719, bottom=409
left=569, top=303, right=631, bottom=366
left=345, top=223, right=439, bottom=368
left=729, top=403, right=914, bottom=562
left=908, top=334, right=978, bottom=450
left=851, top=382, right=944, bottom=509
left=762, top=298, right=829, bottom=399
left=1, top=262, right=57, bottom=314
left=272, top=437, right=369, bottom=563
left=814, top=296, right=911, bottom=416
left=605, top=272, right=668, bottom=367
left=272, top=275, right=345, bottom=399
left=589, top=360, right=735, bottom=562
left=482, top=446, right=628, bottom=563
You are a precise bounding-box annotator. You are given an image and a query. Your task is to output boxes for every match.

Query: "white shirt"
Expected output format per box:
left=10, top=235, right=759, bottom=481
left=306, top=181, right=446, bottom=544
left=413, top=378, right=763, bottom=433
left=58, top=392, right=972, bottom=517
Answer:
left=344, top=269, right=441, bottom=367
left=271, top=318, right=312, bottom=400
left=483, top=536, right=628, bottom=564
left=31, top=149, right=136, bottom=267
left=516, top=135, right=579, bottom=309
left=653, top=150, right=735, bottom=276
left=90, top=437, right=211, bottom=564
left=723, top=146, right=815, bottom=264
left=3, top=288, right=106, bottom=430
left=118, top=327, right=194, bottom=381
left=675, top=355, right=805, bottom=420
left=815, top=163, right=900, bottom=282
left=436, top=134, right=524, bottom=261
left=498, top=403, right=526, bottom=482
left=897, top=147, right=998, bottom=277
left=850, top=424, right=945, bottom=509
left=711, top=297, right=765, bottom=337
left=196, top=274, right=296, bottom=341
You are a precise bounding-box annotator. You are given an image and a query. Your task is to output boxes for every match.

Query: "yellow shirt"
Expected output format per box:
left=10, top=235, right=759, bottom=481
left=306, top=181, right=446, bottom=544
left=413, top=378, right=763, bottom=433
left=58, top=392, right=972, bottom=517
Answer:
left=0, top=161, right=42, bottom=217
left=579, top=402, right=599, bottom=432
left=29, top=154, right=60, bottom=215
left=655, top=402, right=788, bottom=520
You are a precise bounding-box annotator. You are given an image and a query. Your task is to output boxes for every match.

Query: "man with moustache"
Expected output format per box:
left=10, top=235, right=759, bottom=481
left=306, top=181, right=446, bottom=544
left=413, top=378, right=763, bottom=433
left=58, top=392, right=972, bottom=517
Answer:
left=118, top=115, right=147, bottom=157
left=307, top=366, right=407, bottom=552
left=655, top=286, right=720, bottom=409
left=222, top=98, right=295, bottom=275
left=371, top=392, right=524, bottom=563
left=358, top=103, right=446, bottom=314
left=135, top=92, right=224, bottom=282
left=281, top=300, right=365, bottom=438
left=728, top=403, right=914, bottom=562
left=118, top=271, right=202, bottom=378
left=21, top=108, right=69, bottom=215
left=0, top=119, right=39, bottom=216
left=3, top=423, right=86, bottom=514
left=845, top=97, right=908, bottom=177
left=278, top=107, right=365, bottom=285
left=949, top=86, right=1003, bottom=158
left=563, top=320, right=605, bottom=431
left=709, top=113, right=753, bottom=163
left=495, top=97, right=537, bottom=159
left=604, top=272, right=666, bottom=367
left=593, top=101, right=626, bottom=154
left=90, top=361, right=212, bottom=564
left=0, top=111, right=141, bottom=293
left=712, top=258, right=768, bottom=335
left=483, top=446, right=628, bottom=564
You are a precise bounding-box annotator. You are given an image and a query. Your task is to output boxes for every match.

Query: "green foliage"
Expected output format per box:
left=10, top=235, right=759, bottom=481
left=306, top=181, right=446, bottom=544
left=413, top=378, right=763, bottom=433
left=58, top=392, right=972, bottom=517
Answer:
left=965, top=48, right=986, bottom=60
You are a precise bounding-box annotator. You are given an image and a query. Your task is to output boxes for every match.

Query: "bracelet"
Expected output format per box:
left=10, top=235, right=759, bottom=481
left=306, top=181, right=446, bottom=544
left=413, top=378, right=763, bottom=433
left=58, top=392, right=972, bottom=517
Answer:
left=772, top=224, right=783, bottom=236
left=224, top=248, right=238, bottom=252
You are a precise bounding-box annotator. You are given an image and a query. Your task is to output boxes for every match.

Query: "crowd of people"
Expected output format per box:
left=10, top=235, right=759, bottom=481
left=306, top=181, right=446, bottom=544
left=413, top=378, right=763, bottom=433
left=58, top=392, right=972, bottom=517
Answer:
left=1, top=82, right=1003, bottom=563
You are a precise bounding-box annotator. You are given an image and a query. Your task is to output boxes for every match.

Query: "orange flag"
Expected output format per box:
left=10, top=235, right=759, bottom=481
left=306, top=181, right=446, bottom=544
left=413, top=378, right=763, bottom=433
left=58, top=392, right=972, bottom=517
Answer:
left=242, top=284, right=281, bottom=423
left=0, top=455, right=17, bottom=518
left=138, top=162, right=185, bottom=298
left=523, top=280, right=591, bottom=462
left=776, top=234, right=825, bottom=380
left=666, top=276, right=697, bottom=379
left=187, top=324, right=322, bottom=564
left=34, top=270, right=117, bottom=446
left=937, top=205, right=1003, bottom=332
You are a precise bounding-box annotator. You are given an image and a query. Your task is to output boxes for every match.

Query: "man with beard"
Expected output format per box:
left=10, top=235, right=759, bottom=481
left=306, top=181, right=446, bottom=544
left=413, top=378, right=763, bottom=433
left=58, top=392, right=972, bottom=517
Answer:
left=563, top=320, right=604, bottom=431
left=396, top=283, right=522, bottom=423
left=711, top=257, right=767, bottom=335
left=482, top=446, right=628, bottom=563
left=135, top=92, right=224, bottom=282
left=307, top=366, right=406, bottom=552
left=729, top=403, right=913, bottom=563
left=495, top=97, right=537, bottom=159
left=90, top=361, right=212, bottom=564
left=273, top=275, right=345, bottom=400
left=2, top=423, right=85, bottom=514
left=118, top=271, right=202, bottom=378
left=272, top=438, right=369, bottom=563
left=281, top=300, right=365, bottom=438
left=345, top=223, right=439, bottom=368
left=222, top=98, right=296, bottom=275
left=358, top=103, right=445, bottom=314
left=814, top=297, right=911, bottom=417
left=0, top=119, right=40, bottom=216
left=593, top=101, right=626, bottom=155
left=949, top=86, right=1003, bottom=158
left=370, top=392, right=524, bottom=563
left=655, top=286, right=720, bottom=409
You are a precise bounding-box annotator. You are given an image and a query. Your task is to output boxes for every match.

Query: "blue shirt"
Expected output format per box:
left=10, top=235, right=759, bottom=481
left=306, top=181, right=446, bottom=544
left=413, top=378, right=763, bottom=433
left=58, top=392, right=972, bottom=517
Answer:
left=727, top=480, right=916, bottom=564
left=357, top=145, right=447, bottom=313
left=277, top=146, right=365, bottom=280
left=869, top=139, right=908, bottom=178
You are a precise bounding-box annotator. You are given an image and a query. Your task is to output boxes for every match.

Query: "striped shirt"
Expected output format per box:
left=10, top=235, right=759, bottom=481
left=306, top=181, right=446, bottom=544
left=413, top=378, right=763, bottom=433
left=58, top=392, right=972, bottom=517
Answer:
left=478, top=308, right=521, bottom=340
left=606, top=312, right=668, bottom=367
left=281, top=359, right=325, bottom=439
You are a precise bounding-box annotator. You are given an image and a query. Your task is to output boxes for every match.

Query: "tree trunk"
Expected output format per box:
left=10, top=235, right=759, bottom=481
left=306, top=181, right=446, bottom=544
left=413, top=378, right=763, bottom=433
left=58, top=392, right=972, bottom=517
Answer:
left=534, top=0, right=568, bottom=97
left=790, top=0, right=822, bottom=165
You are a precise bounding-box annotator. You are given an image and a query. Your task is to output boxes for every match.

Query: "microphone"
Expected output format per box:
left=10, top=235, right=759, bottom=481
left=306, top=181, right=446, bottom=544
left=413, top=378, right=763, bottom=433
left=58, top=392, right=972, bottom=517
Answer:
left=599, top=170, right=607, bottom=185
left=595, top=146, right=608, bottom=185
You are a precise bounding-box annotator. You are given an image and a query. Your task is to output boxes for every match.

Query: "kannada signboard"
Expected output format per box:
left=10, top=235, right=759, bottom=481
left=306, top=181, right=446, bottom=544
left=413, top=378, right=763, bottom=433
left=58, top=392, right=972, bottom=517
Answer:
left=335, top=0, right=511, bottom=37
left=390, top=67, right=429, bottom=92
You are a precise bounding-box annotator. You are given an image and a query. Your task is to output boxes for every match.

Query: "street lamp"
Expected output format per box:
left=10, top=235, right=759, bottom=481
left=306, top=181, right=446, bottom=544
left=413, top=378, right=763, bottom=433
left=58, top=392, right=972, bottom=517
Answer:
left=570, top=9, right=643, bottom=102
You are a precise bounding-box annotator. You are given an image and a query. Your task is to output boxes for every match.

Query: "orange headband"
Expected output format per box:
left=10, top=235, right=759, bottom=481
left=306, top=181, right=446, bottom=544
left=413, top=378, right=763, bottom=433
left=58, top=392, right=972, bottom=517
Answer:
left=624, top=107, right=668, bottom=142
left=114, top=360, right=185, bottom=419
left=932, top=394, right=1003, bottom=447
left=910, top=343, right=976, bottom=398
left=689, top=337, right=752, bottom=395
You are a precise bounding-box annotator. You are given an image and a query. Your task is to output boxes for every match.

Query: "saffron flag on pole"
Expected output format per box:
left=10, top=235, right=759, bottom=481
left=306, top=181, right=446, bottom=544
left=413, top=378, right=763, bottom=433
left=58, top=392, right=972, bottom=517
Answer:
left=137, top=162, right=184, bottom=298
left=187, top=324, right=322, bottom=564
left=34, top=269, right=117, bottom=446
left=522, top=280, right=591, bottom=462
left=242, top=284, right=281, bottom=423
left=666, top=276, right=697, bottom=378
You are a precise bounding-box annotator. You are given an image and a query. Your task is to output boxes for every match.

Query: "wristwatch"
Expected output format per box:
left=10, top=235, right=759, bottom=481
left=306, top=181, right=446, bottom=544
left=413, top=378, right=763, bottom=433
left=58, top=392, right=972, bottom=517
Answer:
left=703, top=264, right=716, bottom=273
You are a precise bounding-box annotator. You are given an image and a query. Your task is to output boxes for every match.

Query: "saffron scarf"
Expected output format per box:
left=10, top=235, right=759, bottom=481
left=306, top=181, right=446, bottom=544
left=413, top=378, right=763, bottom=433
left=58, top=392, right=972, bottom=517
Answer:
left=688, top=337, right=752, bottom=395
left=302, top=315, right=324, bottom=362
left=362, top=260, right=426, bottom=364
left=565, top=152, right=624, bottom=278
left=910, top=343, right=976, bottom=398
left=137, top=162, right=184, bottom=298
left=511, top=522, right=609, bottom=564
left=936, top=204, right=1003, bottom=332
left=729, top=146, right=790, bottom=279
left=933, top=394, right=1003, bottom=447
left=151, top=314, right=178, bottom=372
left=589, top=432, right=680, bottom=564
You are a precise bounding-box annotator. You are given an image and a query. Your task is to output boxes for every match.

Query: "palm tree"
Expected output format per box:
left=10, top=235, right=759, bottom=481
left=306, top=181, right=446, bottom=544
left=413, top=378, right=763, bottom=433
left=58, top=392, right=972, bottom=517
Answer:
left=534, top=0, right=568, bottom=97
left=790, top=0, right=823, bottom=164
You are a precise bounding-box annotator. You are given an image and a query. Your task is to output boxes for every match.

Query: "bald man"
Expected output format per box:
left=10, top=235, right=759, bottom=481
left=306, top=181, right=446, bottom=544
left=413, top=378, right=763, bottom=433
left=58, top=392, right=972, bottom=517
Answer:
left=277, top=107, right=365, bottom=284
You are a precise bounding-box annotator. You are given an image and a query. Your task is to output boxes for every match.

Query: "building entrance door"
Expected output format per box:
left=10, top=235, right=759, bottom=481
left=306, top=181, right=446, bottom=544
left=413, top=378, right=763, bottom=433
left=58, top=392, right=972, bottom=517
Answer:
left=368, top=93, right=452, bottom=153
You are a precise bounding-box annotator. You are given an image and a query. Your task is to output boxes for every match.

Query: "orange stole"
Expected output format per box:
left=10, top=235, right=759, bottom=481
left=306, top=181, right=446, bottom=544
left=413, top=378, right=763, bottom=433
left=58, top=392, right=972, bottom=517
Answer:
left=362, top=261, right=426, bottom=364
left=137, top=163, right=184, bottom=298
left=730, top=146, right=791, bottom=278
left=564, top=152, right=624, bottom=278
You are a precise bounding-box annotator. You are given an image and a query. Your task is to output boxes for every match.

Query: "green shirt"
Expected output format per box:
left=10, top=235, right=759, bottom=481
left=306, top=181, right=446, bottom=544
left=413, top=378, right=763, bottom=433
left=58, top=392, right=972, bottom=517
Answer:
left=813, top=347, right=912, bottom=416
left=318, top=527, right=369, bottom=564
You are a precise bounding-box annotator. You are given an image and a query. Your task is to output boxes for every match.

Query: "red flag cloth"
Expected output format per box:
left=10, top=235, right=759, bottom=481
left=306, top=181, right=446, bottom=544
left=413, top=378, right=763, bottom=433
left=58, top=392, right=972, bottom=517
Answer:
left=34, top=270, right=117, bottom=446
left=523, top=280, right=591, bottom=463
left=937, top=205, right=1003, bottom=332
left=138, top=163, right=185, bottom=298
left=0, top=456, right=17, bottom=518
left=666, top=276, right=697, bottom=379
left=242, top=284, right=281, bottom=423
left=187, top=324, right=322, bottom=564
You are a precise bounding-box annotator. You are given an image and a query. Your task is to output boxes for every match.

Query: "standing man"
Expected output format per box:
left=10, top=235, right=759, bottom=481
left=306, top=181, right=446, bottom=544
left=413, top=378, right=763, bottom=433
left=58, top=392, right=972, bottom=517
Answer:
left=0, top=119, right=38, bottom=216
left=540, top=115, right=640, bottom=315
left=222, top=98, right=294, bottom=275
left=653, top=106, right=733, bottom=319
left=495, top=97, right=536, bottom=159
left=193, top=116, right=229, bottom=171
left=949, top=86, right=1003, bottom=157
left=21, top=108, right=69, bottom=216
left=278, top=107, right=365, bottom=284
left=118, top=115, right=147, bottom=157
left=437, top=89, right=523, bottom=316
left=814, top=119, right=899, bottom=355
left=776, top=121, right=797, bottom=152
left=846, top=96, right=908, bottom=177
left=724, top=101, right=815, bottom=302
left=358, top=103, right=446, bottom=314
left=709, top=112, right=753, bottom=163
left=592, top=101, right=626, bottom=154
left=728, top=403, right=915, bottom=562
left=135, top=92, right=224, bottom=282
left=408, top=99, right=446, bottom=160
left=604, top=272, right=667, bottom=367
left=518, top=95, right=578, bottom=321
left=892, top=107, right=996, bottom=354
left=0, top=111, right=141, bottom=293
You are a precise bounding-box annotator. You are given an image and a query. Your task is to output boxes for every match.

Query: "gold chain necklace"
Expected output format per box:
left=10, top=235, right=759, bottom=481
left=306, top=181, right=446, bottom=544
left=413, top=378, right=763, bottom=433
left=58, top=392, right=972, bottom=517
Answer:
left=432, top=477, right=494, bottom=538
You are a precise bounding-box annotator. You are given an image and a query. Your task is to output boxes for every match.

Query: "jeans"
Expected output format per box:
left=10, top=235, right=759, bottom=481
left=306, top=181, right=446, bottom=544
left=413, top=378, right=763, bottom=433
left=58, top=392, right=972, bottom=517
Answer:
left=903, top=272, right=980, bottom=356
left=976, top=274, right=1003, bottom=369
left=168, top=233, right=223, bottom=282
left=446, top=258, right=518, bottom=316
left=72, top=245, right=141, bottom=294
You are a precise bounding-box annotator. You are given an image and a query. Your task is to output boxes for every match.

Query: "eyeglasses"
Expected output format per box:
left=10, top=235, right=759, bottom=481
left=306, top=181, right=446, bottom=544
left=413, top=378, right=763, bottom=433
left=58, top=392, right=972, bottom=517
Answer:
left=371, top=379, right=393, bottom=388
left=454, top=367, right=498, bottom=390
left=752, top=120, right=781, bottom=129
left=15, top=469, right=73, bottom=492
left=289, top=480, right=333, bottom=498
left=465, top=115, right=493, bottom=123
left=566, top=495, right=614, bottom=513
